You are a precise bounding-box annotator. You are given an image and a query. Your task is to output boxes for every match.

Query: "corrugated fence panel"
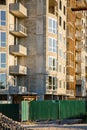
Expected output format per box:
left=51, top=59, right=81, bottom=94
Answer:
left=22, top=101, right=29, bottom=121
left=0, top=104, right=19, bottom=121
left=59, top=100, right=86, bottom=119
left=22, top=100, right=87, bottom=121
left=29, top=100, right=59, bottom=121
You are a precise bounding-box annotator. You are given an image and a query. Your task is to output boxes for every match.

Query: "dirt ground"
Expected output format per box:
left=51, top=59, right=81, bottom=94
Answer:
left=23, top=123, right=87, bottom=130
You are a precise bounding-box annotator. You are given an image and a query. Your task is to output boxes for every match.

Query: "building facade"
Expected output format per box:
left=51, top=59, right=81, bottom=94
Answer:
left=0, top=0, right=87, bottom=102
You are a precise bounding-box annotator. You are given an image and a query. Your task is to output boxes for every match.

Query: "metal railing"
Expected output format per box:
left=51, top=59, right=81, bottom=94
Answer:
left=9, top=24, right=27, bottom=35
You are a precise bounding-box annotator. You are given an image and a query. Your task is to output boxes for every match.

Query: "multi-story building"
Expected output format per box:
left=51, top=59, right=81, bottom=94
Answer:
left=68, top=0, right=87, bottom=98
left=0, top=0, right=67, bottom=102
left=66, top=0, right=76, bottom=98
left=1, top=0, right=87, bottom=102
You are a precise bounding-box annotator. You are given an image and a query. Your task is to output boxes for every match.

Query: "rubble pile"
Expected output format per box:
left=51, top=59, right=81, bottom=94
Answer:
left=0, top=113, right=26, bottom=130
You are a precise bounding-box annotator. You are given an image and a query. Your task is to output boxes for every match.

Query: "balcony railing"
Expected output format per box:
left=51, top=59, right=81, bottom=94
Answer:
left=76, top=69, right=81, bottom=74
left=9, top=24, right=27, bottom=37
left=67, top=75, right=74, bottom=82
left=9, top=65, right=27, bottom=75
left=76, top=12, right=84, bottom=19
left=9, top=86, right=27, bottom=94
left=76, top=0, right=86, bottom=7
left=66, top=90, right=74, bottom=96
left=9, top=3, right=27, bottom=18
left=9, top=44, right=27, bottom=56
left=76, top=56, right=82, bottom=63
left=67, top=32, right=74, bottom=41
left=75, top=45, right=82, bottom=52
left=76, top=22, right=83, bottom=30
left=45, top=88, right=57, bottom=95
left=75, top=33, right=82, bottom=41
left=66, top=61, right=74, bottom=67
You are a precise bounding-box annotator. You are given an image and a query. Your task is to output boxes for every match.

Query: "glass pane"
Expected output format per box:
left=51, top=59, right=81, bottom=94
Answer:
left=1, top=32, right=6, bottom=42
left=0, top=74, right=6, bottom=88
left=49, top=76, right=52, bottom=85
left=1, top=21, right=6, bottom=26
left=1, top=11, right=6, bottom=20
left=48, top=57, right=52, bottom=67
left=49, top=19, right=52, bottom=28
left=1, top=53, right=6, bottom=63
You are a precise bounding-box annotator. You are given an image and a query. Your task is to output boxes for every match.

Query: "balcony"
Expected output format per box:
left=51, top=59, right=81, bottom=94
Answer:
left=9, top=45, right=27, bottom=56
left=75, top=45, right=82, bottom=52
left=75, top=21, right=83, bottom=30
left=9, top=86, right=27, bottom=94
left=67, top=75, right=74, bottom=82
left=76, top=79, right=82, bottom=85
left=9, top=65, right=27, bottom=75
left=76, top=69, right=81, bottom=75
left=9, top=3, right=27, bottom=18
left=76, top=0, right=86, bottom=7
left=67, top=61, right=74, bottom=68
left=9, top=24, right=27, bottom=37
left=76, top=12, right=84, bottom=19
left=45, top=89, right=57, bottom=95
left=75, top=34, right=82, bottom=41
left=67, top=32, right=74, bottom=41
left=66, top=90, right=74, bottom=97
left=0, top=88, right=9, bottom=94
left=49, top=0, right=58, bottom=5
left=76, top=56, right=82, bottom=63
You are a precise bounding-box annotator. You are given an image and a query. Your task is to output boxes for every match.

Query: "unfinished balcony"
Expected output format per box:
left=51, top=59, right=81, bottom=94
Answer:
left=9, top=45, right=27, bottom=56
left=76, top=0, right=86, bottom=7
left=49, top=0, right=58, bottom=16
left=9, top=24, right=27, bottom=37
left=9, top=65, right=27, bottom=75
left=76, top=12, right=84, bottom=19
left=45, top=88, right=57, bottom=95
left=9, top=3, right=27, bottom=18
left=67, top=61, right=74, bottom=68
left=9, top=86, right=27, bottom=94
left=76, top=56, right=82, bottom=63
left=75, top=45, right=82, bottom=52
left=67, top=75, right=74, bottom=82
left=75, top=33, right=82, bottom=41
left=66, top=90, right=74, bottom=97
left=67, top=32, right=74, bottom=41
left=76, top=69, right=81, bottom=75
left=76, top=78, right=82, bottom=85
left=76, top=21, right=83, bottom=30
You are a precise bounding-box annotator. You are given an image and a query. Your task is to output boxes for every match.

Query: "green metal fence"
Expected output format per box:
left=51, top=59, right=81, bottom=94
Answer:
left=29, top=100, right=59, bottom=121
left=0, top=104, right=19, bottom=121
left=21, top=100, right=87, bottom=121
left=59, top=100, right=86, bottom=119
left=21, top=101, right=29, bottom=121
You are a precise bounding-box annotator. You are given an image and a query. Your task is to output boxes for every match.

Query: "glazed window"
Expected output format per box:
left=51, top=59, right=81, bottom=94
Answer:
left=48, top=37, right=57, bottom=52
left=48, top=76, right=57, bottom=90
left=48, top=18, right=57, bottom=34
left=0, top=11, right=6, bottom=26
left=0, top=53, right=6, bottom=68
left=0, top=32, right=6, bottom=47
left=0, top=73, right=6, bottom=89
left=0, top=0, right=6, bottom=5
left=48, top=56, right=57, bottom=71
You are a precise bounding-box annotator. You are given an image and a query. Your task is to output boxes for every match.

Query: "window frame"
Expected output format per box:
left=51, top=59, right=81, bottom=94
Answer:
left=48, top=56, right=57, bottom=71
left=0, top=31, right=6, bottom=47
left=0, top=10, right=6, bottom=26
left=0, top=52, right=6, bottom=68
left=0, top=73, right=6, bottom=89
left=48, top=17, right=57, bottom=34
left=48, top=37, right=57, bottom=53
left=48, top=76, right=57, bottom=90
